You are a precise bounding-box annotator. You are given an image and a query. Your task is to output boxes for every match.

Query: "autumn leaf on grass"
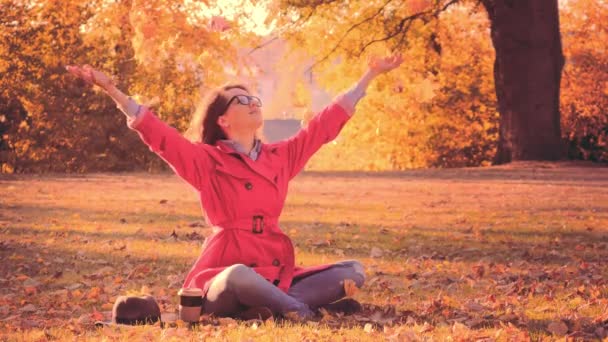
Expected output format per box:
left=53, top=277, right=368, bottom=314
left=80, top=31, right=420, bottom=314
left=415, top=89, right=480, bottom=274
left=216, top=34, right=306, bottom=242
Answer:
left=547, top=321, right=568, bottom=336
left=87, top=287, right=102, bottom=300
left=344, top=279, right=359, bottom=298
left=318, top=308, right=333, bottom=322
left=91, top=309, right=104, bottom=321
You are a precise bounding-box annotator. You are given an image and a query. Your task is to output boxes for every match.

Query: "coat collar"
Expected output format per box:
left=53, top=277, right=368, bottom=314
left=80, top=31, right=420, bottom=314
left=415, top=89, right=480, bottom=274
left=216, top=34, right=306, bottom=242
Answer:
left=213, top=141, right=279, bottom=187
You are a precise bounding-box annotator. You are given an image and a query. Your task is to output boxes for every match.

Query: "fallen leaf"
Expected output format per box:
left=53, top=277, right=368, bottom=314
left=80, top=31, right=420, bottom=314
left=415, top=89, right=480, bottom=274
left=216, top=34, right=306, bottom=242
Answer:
left=364, top=323, right=374, bottom=333
left=20, top=304, right=37, bottom=313
left=344, top=279, right=359, bottom=298
left=101, top=302, right=114, bottom=311
left=547, top=321, right=568, bottom=335
left=91, top=309, right=104, bottom=321
left=66, top=283, right=82, bottom=290
left=23, top=278, right=40, bottom=287
left=87, top=287, right=102, bottom=300
left=370, top=247, right=383, bottom=258
left=24, top=286, right=37, bottom=295
left=419, top=322, right=434, bottom=333
left=464, top=301, right=486, bottom=312
left=471, top=264, right=485, bottom=278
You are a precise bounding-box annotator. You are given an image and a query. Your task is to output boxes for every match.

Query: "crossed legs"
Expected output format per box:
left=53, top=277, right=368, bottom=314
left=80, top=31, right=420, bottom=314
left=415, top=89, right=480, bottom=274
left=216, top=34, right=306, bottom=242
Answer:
left=202, top=260, right=365, bottom=318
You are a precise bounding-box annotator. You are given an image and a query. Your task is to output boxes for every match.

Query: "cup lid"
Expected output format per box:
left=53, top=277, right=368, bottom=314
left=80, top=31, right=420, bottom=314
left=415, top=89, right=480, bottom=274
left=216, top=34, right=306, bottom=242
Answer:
left=178, top=287, right=203, bottom=297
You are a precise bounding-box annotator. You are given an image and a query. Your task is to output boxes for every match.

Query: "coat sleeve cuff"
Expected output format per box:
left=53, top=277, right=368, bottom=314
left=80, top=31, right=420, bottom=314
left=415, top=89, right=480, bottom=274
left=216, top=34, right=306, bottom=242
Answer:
left=126, top=106, right=149, bottom=130
left=334, top=83, right=367, bottom=116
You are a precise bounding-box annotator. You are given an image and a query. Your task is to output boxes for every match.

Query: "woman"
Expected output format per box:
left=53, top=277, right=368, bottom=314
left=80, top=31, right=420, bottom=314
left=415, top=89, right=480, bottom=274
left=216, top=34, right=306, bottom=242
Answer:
left=67, top=54, right=403, bottom=320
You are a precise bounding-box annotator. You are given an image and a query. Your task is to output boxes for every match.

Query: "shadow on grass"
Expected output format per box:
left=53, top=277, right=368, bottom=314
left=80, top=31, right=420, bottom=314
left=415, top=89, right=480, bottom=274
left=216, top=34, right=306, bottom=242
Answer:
left=525, top=317, right=607, bottom=340
left=282, top=220, right=608, bottom=266
left=300, top=165, right=608, bottom=183
left=2, top=203, right=203, bottom=226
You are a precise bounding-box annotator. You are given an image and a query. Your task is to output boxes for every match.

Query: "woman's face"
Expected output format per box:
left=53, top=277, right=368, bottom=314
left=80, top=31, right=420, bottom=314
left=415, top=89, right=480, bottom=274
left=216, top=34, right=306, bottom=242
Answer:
left=217, top=87, right=263, bottom=134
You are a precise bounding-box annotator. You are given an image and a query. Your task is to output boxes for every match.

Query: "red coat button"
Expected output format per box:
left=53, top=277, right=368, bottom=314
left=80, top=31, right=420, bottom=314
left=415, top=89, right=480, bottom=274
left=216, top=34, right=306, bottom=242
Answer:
left=272, top=259, right=280, bottom=266
left=245, top=182, right=253, bottom=190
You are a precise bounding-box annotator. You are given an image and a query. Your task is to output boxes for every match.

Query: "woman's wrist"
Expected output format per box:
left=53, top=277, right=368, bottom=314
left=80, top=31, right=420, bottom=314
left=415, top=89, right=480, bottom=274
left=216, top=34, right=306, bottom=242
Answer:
left=105, top=85, right=129, bottom=106
left=104, top=85, right=141, bottom=118
left=366, top=68, right=381, bottom=79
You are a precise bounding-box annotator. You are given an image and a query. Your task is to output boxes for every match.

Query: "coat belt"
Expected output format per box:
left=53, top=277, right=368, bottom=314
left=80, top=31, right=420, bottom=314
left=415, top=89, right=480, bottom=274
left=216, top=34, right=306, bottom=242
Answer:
left=215, top=216, right=281, bottom=234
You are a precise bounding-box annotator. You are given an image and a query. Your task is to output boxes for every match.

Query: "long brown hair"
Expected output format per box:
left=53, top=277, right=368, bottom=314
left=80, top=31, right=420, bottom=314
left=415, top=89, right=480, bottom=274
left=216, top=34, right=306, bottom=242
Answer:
left=185, top=83, right=250, bottom=144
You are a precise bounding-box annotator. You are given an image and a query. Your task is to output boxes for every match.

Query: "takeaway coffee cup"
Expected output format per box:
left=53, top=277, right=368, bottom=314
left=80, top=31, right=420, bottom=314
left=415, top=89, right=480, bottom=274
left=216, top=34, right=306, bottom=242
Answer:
left=178, top=288, right=203, bottom=323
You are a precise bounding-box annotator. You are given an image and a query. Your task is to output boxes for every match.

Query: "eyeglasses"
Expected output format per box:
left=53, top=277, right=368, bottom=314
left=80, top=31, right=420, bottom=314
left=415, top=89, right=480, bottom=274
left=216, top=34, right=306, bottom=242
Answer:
left=223, top=95, right=262, bottom=114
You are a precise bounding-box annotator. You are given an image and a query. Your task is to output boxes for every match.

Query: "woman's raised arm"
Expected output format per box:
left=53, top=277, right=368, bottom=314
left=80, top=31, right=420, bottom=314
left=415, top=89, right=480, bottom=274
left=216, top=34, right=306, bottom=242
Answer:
left=66, top=65, right=210, bottom=191
left=282, top=54, right=404, bottom=179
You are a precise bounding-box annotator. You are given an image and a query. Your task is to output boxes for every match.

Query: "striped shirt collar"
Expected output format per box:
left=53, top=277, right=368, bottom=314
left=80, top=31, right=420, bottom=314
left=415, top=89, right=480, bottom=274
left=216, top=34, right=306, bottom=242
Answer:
left=219, top=138, right=262, bottom=161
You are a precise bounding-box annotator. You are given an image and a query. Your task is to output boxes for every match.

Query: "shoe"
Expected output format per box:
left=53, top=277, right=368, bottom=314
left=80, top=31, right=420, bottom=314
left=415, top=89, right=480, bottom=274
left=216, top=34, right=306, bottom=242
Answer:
left=239, top=306, right=273, bottom=321
left=319, top=298, right=362, bottom=315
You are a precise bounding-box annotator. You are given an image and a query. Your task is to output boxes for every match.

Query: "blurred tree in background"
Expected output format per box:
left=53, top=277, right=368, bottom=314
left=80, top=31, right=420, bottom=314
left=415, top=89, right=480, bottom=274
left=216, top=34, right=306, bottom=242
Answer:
left=0, top=0, right=257, bottom=172
left=560, top=0, right=608, bottom=162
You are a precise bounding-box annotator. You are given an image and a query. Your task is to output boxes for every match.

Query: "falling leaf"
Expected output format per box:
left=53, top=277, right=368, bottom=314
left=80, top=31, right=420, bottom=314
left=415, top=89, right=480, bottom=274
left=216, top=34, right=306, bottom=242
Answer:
left=209, top=16, right=231, bottom=32
left=416, top=78, right=437, bottom=103
left=407, top=0, right=432, bottom=13
left=344, top=279, right=359, bottom=298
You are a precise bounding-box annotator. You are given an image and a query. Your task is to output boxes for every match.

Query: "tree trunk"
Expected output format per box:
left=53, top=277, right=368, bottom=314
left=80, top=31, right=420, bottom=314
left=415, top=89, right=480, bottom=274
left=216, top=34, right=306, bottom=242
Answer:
left=482, top=0, right=565, bottom=163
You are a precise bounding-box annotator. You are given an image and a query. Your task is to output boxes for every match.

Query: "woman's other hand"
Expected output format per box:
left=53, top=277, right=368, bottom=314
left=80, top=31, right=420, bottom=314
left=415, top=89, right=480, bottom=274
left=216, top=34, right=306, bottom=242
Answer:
left=368, top=54, right=404, bottom=75
left=66, top=65, right=114, bottom=91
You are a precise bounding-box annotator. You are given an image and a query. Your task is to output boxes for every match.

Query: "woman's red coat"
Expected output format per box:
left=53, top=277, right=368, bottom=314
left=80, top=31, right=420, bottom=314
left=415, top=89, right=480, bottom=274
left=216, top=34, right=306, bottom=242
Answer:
left=128, top=102, right=351, bottom=294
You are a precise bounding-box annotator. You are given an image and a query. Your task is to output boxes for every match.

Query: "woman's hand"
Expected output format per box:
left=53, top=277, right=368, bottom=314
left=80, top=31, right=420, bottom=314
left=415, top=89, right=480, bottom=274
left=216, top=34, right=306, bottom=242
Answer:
left=66, top=65, right=115, bottom=91
left=66, top=64, right=132, bottom=111
left=368, top=54, right=404, bottom=75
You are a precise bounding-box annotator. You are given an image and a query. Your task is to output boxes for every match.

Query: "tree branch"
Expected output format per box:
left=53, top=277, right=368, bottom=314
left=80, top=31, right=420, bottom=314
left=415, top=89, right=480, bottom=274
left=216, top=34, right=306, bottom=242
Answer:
left=248, top=7, right=317, bottom=55
left=305, top=0, right=393, bottom=72
left=306, top=0, right=462, bottom=71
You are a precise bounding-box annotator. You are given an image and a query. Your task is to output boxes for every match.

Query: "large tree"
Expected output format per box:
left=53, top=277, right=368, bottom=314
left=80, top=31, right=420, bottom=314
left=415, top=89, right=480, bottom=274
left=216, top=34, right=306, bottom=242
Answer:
left=481, top=0, right=564, bottom=163
left=277, top=0, right=565, bottom=164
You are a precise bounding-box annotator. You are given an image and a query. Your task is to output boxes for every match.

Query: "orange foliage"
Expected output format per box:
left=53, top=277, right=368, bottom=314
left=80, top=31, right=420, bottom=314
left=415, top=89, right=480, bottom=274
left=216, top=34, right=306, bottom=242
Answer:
left=560, top=0, right=608, bottom=162
left=1, top=0, right=606, bottom=173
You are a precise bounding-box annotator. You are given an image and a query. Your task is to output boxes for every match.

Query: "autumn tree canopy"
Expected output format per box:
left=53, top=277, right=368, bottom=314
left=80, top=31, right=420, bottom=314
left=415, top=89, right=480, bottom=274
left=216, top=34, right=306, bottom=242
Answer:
left=0, top=0, right=606, bottom=173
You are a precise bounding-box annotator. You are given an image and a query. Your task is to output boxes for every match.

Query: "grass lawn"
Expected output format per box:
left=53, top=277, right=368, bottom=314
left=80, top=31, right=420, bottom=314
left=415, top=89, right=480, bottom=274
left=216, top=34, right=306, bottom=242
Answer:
left=1, top=161, right=607, bottom=341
